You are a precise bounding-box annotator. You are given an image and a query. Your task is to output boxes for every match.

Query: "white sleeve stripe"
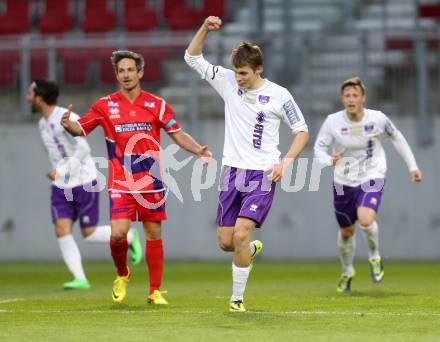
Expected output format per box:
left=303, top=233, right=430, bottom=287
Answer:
left=166, top=128, right=182, bottom=134
left=159, top=99, right=166, bottom=121
left=77, top=121, right=87, bottom=136
left=292, top=124, right=309, bottom=134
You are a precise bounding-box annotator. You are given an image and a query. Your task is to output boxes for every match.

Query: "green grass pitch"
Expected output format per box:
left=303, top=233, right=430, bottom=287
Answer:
left=0, top=260, right=439, bottom=341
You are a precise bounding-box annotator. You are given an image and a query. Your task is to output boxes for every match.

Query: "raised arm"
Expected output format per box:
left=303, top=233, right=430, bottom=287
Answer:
left=187, top=16, right=222, bottom=56
left=60, top=104, right=84, bottom=137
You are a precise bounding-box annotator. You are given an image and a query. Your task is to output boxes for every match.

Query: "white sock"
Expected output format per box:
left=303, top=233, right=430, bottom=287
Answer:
left=250, top=241, right=256, bottom=256
left=360, top=221, right=380, bottom=260
left=57, top=234, right=87, bottom=280
left=127, top=228, right=134, bottom=244
left=84, top=225, right=134, bottom=245
left=338, top=230, right=355, bottom=277
left=84, top=225, right=111, bottom=243
left=230, top=263, right=251, bottom=302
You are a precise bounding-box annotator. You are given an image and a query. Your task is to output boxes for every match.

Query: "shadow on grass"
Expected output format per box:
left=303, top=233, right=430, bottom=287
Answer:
left=342, top=290, right=415, bottom=298
left=106, top=304, right=169, bottom=312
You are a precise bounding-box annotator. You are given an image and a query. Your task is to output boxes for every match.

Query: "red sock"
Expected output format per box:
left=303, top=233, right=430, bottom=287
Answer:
left=146, top=239, right=164, bottom=294
left=110, top=239, right=129, bottom=276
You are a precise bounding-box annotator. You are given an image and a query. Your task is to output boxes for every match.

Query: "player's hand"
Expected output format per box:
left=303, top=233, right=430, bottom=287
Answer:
left=47, top=169, right=59, bottom=181
left=198, top=146, right=213, bottom=165
left=331, top=153, right=343, bottom=166
left=60, top=104, right=73, bottom=128
left=410, top=169, right=422, bottom=182
left=268, top=158, right=290, bottom=183
left=204, top=16, right=222, bottom=31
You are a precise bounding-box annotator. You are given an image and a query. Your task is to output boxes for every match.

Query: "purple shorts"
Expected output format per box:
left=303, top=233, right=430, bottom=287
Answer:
left=215, top=166, right=276, bottom=228
left=333, top=179, right=385, bottom=228
left=51, top=180, right=99, bottom=228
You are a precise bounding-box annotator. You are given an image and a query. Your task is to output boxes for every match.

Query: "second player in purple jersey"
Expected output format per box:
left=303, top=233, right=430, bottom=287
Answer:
left=27, top=79, right=142, bottom=290
left=314, top=76, right=422, bottom=293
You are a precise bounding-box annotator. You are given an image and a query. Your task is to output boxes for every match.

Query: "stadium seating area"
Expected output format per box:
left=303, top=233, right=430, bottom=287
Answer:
left=0, top=0, right=226, bottom=87
left=0, top=0, right=438, bottom=120
left=0, top=0, right=225, bottom=34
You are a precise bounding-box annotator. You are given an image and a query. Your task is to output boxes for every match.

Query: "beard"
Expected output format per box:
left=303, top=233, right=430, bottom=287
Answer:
left=31, top=103, right=39, bottom=113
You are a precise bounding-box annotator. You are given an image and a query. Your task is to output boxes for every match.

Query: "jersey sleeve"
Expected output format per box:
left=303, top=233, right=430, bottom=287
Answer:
left=378, top=112, right=418, bottom=172
left=278, top=89, right=308, bottom=134
left=313, top=117, right=334, bottom=166
left=77, top=102, right=104, bottom=136
left=379, top=112, right=399, bottom=139
left=159, top=99, right=181, bottom=133
left=63, top=112, right=85, bottom=146
left=184, top=50, right=236, bottom=99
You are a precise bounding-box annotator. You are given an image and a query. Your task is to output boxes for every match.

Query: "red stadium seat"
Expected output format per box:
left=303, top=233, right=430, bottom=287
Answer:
left=419, top=4, right=440, bottom=18
left=202, top=0, right=226, bottom=17
left=39, top=0, right=73, bottom=34
left=165, top=6, right=204, bottom=31
left=82, top=0, right=116, bottom=33
left=163, top=0, right=186, bottom=19
left=0, top=51, right=19, bottom=86
left=59, top=49, right=91, bottom=85
left=31, top=51, right=48, bottom=80
left=124, top=0, right=159, bottom=32
left=386, top=38, right=439, bottom=51
left=0, top=0, right=31, bottom=35
left=98, top=49, right=118, bottom=84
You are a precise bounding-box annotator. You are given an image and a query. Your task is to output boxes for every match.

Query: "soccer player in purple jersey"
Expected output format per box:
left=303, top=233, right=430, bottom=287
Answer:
left=314, top=76, right=422, bottom=292
left=185, top=16, right=309, bottom=312
left=27, top=79, right=142, bottom=290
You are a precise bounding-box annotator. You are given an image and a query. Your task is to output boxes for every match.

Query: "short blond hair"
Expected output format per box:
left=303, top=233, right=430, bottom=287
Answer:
left=230, top=42, right=263, bottom=70
left=341, top=76, right=366, bottom=94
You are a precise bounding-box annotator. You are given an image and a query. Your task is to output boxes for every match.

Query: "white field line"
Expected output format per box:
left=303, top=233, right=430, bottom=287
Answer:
left=0, top=309, right=439, bottom=317
left=0, top=298, right=26, bottom=304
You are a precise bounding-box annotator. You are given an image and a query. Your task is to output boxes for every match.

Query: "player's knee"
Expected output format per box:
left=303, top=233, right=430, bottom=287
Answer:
left=145, top=231, right=161, bottom=240
left=358, top=215, right=375, bottom=227
left=232, top=230, right=249, bottom=246
left=55, top=225, right=70, bottom=238
left=217, top=236, right=233, bottom=251
left=80, top=226, right=95, bottom=238
left=340, top=228, right=354, bottom=239
left=111, top=232, right=126, bottom=241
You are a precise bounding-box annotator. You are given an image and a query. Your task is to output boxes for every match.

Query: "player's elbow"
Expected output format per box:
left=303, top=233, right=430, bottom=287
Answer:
left=298, top=130, right=309, bottom=142
left=184, top=51, right=200, bottom=70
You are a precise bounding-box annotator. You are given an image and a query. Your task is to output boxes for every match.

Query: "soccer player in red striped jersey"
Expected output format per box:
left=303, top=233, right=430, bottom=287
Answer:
left=61, top=50, right=212, bottom=304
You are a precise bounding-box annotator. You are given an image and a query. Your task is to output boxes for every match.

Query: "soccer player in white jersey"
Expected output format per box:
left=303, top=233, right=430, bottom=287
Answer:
left=185, top=16, right=309, bottom=312
left=314, top=76, right=423, bottom=293
left=26, top=80, right=142, bottom=290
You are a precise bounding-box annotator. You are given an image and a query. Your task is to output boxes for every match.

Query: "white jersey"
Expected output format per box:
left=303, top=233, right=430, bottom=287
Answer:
left=38, top=106, right=97, bottom=188
left=314, top=109, right=418, bottom=186
left=185, top=51, right=308, bottom=171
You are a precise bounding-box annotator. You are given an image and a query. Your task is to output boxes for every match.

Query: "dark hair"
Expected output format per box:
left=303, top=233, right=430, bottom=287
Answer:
left=33, top=79, right=59, bottom=105
left=230, top=42, right=263, bottom=70
left=341, top=76, right=366, bottom=94
left=110, top=50, right=144, bottom=72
